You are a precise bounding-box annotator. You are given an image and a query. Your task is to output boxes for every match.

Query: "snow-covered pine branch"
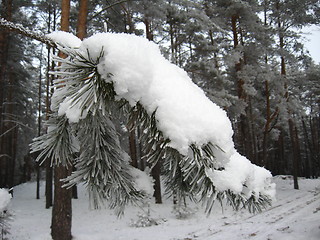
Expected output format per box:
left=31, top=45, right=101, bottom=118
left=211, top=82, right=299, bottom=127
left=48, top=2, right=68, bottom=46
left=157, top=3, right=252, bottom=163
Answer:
left=0, top=18, right=56, bottom=48
left=32, top=32, right=276, bottom=215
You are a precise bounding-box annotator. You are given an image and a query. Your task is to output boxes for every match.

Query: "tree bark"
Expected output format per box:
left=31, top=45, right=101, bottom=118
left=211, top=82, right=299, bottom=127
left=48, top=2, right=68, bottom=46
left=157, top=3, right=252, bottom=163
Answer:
left=36, top=46, right=43, bottom=200
left=0, top=0, right=13, bottom=189
left=231, top=14, right=251, bottom=161
left=51, top=1, right=72, bottom=239
left=152, top=160, right=162, bottom=204
left=129, top=128, right=138, bottom=168
left=51, top=165, right=72, bottom=240
left=45, top=3, right=57, bottom=209
left=144, top=19, right=162, bottom=204
left=302, top=118, right=311, bottom=178
left=76, top=0, right=88, bottom=40
left=289, top=119, right=299, bottom=189
left=276, top=0, right=299, bottom=188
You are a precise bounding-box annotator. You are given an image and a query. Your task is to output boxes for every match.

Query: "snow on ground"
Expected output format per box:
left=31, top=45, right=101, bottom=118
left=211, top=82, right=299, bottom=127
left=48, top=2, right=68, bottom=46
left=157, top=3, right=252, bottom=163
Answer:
left=8, top=176, right=320, bottom=240
left=0, top=188, right=11, bottom=212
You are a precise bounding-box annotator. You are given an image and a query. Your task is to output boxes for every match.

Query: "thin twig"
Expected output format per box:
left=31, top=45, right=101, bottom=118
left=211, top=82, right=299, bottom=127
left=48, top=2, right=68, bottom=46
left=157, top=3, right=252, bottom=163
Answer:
left=89, top=0, right=130, bottom=21
left=0, top=18, right=56, bottom=48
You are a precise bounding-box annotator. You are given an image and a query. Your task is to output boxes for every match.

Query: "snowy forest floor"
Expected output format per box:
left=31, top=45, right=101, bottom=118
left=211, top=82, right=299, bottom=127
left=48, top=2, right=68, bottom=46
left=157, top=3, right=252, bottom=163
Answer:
left=7, top=176, right=320, bottom=240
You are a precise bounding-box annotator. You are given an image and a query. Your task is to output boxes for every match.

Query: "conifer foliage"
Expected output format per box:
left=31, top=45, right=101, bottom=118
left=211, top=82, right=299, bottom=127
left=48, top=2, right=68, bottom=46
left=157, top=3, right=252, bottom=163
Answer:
left=31, top=33, right=275, bottom=215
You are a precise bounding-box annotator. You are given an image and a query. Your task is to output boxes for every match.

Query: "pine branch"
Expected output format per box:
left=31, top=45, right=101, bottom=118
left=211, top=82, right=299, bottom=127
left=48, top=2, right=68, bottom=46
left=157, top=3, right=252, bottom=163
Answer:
left=30, top=114, right=77, bottom=167
left=34, top=46, right=144, bottom=215
left=64, top=111, right=144, bottom=216
left=32, top=40, right=274, bottom=216
left=128, top=101, right=272, bottom=213
left=0, top=18, right=56, bottom=48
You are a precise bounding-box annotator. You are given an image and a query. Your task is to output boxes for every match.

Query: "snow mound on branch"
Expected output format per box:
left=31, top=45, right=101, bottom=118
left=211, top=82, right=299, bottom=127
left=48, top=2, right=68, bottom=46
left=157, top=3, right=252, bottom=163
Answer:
left=53, top=32, right=275, bottom=200
left=0, top=188, right=11, bottom=212
left=47, top=31, right=81, bottom=48
left=129, top=168, right=154, bottom=196
left=206, top=152, right=276, bottom=199
left=81, top=33, right=235, bottom=160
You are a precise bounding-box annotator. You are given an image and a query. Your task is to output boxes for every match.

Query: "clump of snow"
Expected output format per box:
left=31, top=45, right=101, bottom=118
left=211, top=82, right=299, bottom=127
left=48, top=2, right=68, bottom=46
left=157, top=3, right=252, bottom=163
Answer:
left=129, top=168, right=154, bottom=196
left=58, top=95, right=89, bottom=123
left=0, top=188, right=11, bottom=213
left=206, top=152, right=275, bottom=199
left=81, top=33, right=235, bottom=159
left=47, top=31, right=81, bottom=48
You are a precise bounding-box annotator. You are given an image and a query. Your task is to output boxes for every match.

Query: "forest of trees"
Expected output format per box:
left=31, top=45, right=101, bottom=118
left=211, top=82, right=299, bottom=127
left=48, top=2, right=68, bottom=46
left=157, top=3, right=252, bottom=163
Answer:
left=0, top=0, right=319, bottom=239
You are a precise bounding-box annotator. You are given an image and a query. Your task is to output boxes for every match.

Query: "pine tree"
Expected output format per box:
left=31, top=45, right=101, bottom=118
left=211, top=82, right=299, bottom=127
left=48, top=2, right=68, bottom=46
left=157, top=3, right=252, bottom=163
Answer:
left=50, top=1, right=72, bottom=239
left=0, top=0, right=38, bottom=189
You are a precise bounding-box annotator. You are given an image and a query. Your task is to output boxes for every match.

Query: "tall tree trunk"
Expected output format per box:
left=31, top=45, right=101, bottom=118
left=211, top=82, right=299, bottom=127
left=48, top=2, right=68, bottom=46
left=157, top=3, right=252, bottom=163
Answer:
left=76, top=0, right=88, bottom=40
left=51, top=1, right=72, bottom=239
left=36, top=46, right=43, bottom=200
left=129, top=128, right=138, bottom=168
left=289, top=119, right=299, bottom=189
left=45, top=43, right=53, bottom=207
left=0, top=0, right=12, bottom=188
left=51, top=165, right=72, bottom=240
left=144, top=18, right=162, bottom=204
left=45, top=3, right=57, bottom=209
left=231, top=14, right=251, bottom=160
left=152, top=160, right=162, bottom=204
left=310, top=116, right=319, bottom=178
left=302, top=118, right=311, bottom=178
left=71, top=0, right=89, bottom=201
left=277, top=0, right=299, bottom=188
left=3, top=71, right=16, bottom=189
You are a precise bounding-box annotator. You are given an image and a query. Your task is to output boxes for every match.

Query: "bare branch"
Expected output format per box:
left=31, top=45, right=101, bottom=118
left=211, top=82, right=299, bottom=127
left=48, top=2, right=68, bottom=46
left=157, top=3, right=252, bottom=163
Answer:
left=89, top=0, right=130, bottom=21
left=0, top=18, right=56, bottom=48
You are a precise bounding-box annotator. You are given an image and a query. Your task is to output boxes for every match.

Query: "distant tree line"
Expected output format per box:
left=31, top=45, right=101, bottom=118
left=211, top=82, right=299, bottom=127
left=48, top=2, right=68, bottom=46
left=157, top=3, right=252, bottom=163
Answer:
left=1, top=0, right=319, bottom=189
left=1, top=0, right=319, bottom=239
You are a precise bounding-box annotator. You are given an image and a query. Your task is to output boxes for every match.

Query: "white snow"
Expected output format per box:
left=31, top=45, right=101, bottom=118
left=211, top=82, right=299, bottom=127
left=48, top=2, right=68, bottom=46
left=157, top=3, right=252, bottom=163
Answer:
left=8, top=177, right=320, bottom=240
left=49, top=32, right=275, bottom=201
left=47, top=31, right=81, bottom=48
left=206, top=152, right=276, bottom=199
left=0, top=188, right=11, bottom=212
left=129, top=167, right=154, bottom=196
left=82, top=33, right=235, bottom=159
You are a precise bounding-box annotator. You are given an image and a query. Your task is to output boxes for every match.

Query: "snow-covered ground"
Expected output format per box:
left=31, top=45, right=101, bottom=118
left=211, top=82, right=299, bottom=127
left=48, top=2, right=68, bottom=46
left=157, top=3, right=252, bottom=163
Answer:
left=7, top=176, right=320, bottom=240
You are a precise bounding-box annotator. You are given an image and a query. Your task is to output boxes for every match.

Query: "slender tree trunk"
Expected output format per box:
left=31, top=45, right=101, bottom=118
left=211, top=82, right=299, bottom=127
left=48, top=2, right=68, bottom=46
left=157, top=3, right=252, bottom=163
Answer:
left=51, top=165, right=72, bottom=240
left=4, top=71, right=15, bottom=189
left=311, top=116, right=320, bottom=178
left=276, top=0, right=299, bottom=188
left=276, top=130, right=285, bottom=175
left=137, top=125, right=144, bottom=171
left=144, top=19, right=162, bottom=204
left=76, top=0, right=88, bottom=40
left=45, top=3, right=57, bottom=209
left=152, top=160, right=162, bottom=204
left=289, top=119, right=299, bottom=189
left=129, top=128, right=138, bottom=168
left=45, top=44, right=53, bottom=207
left=302, top=118, right=311, bottom=178
left=69, top=0, right=89, bottom=200
left=36, top=46, right=43, bottom=200
left=0, top=0, right=12, bottom=188
left=51, top=1, right=72, bottom=239
left=45, top=160, right=53, bottom=208
left=231, top=14, right=250, bottom=160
